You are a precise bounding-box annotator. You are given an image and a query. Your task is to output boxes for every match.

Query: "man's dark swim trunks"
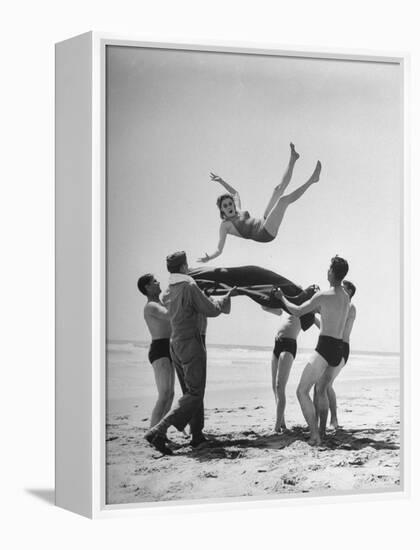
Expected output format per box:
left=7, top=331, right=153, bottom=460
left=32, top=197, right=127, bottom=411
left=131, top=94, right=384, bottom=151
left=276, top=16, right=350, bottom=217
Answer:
left=148, top=338, right=171, bottom=365
left=273, top=337, right=297, bottom=359
left=342, top=342, right=350, bottom=365
left=315, top=335, right=344, bottom=367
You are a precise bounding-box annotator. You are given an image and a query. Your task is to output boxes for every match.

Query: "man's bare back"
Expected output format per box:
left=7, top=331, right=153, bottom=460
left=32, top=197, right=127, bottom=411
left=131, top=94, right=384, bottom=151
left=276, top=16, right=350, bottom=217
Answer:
left=274, top=286, right=349, bottom=339
left=315, top=287, right=350, bottom=339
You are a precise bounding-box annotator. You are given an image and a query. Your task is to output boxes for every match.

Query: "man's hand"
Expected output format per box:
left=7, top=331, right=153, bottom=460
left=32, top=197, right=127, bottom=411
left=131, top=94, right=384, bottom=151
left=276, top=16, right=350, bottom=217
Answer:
left=273, top=287, right=285, bottom=300
left=226, top=286, right=239, bottom=298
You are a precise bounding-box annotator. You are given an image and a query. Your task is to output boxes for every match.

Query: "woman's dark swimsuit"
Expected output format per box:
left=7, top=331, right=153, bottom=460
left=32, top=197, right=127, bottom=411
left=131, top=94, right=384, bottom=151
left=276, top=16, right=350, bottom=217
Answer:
left=189, top=265, right=317, bottom=331
left=273, top=337, right=297, bottom=359
left=230, top=211, right=274, bottom=243
left=148, top=338, right=171, bottom=365
left=315, top=335, right=344, bottom=367
left=342, top=342, right=350, bottom=365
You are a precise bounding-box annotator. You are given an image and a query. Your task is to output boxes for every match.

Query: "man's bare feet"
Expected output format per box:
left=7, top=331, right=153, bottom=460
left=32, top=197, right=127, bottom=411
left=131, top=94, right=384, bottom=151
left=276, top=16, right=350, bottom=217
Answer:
left=309, top=160, right=322, bottom=183
left=290, top=142, right=300, bottom=161
left=308, top=435, right=322, bottom=446
left=330, top=419, right=342, bottom=430
left=274, top=424, right=290, bottom=434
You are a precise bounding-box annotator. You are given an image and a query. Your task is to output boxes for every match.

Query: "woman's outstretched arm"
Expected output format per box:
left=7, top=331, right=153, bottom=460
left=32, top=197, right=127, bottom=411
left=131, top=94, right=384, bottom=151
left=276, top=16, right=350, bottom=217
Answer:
left=210, top=172, right=242, bottom=209
left=197, top=222, right=228, bottom=263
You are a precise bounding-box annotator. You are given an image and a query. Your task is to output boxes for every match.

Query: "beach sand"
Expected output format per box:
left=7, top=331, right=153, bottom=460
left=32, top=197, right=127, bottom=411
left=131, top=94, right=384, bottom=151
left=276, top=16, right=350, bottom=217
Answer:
left=106, top=343, right=401, bottom=504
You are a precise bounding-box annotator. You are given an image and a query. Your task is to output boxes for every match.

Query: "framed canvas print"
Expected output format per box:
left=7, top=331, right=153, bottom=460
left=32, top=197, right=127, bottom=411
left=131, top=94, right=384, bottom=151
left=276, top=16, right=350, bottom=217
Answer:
left=55, top=32, right=409, bottom=518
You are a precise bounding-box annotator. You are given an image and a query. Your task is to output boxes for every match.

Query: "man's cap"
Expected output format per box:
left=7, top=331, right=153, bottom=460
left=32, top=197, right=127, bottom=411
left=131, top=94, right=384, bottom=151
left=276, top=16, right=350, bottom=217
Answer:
left=166, top=250, right=187, bottom=270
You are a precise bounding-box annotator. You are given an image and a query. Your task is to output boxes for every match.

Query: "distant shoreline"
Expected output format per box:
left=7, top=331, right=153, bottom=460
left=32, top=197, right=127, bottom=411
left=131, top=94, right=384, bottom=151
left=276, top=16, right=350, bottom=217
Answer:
left=107, top=339, right=400, bottom=357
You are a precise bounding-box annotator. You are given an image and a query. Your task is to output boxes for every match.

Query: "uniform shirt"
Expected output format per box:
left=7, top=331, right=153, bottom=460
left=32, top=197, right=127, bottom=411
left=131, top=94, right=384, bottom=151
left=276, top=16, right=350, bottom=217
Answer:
left=162, top=274, right=231, bottom=341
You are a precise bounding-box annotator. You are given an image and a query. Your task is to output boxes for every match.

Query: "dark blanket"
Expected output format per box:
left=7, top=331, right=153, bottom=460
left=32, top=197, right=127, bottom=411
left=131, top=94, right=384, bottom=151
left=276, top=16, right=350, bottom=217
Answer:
left=189, top=265, right=316, bottom=331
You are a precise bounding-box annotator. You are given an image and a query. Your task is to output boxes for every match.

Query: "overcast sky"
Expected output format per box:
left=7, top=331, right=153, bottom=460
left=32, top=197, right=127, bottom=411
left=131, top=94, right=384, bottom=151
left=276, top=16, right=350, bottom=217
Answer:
left=106, top=45, right=402, bottom=353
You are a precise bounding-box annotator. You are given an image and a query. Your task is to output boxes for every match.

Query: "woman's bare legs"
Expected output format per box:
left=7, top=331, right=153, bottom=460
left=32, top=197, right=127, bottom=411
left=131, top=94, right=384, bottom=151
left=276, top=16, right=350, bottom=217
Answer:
left=274, top=352, right=294, bottom=433
left=263, top=143, right=300, bottom=218
left=264, top=161, right=321, bottom=238
left=271, top=354, right=278, bottom=403
left=313, top=385, right=319, bottom=421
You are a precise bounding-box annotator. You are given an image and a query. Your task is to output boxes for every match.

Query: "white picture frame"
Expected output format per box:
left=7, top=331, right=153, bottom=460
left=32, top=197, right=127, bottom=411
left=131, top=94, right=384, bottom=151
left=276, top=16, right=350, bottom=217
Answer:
left=55, top=32, right=410, bottom=519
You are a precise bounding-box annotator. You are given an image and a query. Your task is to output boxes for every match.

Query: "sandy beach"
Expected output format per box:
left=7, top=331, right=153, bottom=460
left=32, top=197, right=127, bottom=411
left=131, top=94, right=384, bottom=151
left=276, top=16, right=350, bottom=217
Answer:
left=106, top=342, right=400, bottom=504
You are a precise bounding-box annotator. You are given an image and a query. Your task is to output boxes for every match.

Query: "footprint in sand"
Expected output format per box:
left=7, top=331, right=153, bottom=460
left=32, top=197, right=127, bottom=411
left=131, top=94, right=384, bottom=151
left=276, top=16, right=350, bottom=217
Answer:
left=202, top=471, right=218, bottom=479
left=348, top=457, right=367, bottom=466
left=242, top=430, right=258, bottom=436
left=206, top=448, right=243, bottom=460
left=282, top=476, right=299, bottom=486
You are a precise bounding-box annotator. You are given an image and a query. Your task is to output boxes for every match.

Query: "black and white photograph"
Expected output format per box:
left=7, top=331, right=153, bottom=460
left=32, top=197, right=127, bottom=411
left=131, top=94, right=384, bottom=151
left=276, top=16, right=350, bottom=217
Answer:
left=6, top=0, right=420, bottom=545
left=105, top=44, right=403, bottom=505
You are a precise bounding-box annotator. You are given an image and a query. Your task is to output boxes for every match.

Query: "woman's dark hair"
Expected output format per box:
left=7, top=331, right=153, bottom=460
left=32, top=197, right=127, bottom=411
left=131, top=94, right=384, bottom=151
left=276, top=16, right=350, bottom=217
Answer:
left=137, top=273, right=154, bottom=295
left=216, top=193, right=236, bottom=219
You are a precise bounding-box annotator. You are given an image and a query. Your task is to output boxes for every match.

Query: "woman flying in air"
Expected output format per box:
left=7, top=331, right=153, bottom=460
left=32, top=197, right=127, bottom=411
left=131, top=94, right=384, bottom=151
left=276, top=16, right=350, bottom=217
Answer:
left=197, top=143, right=321, bottom=263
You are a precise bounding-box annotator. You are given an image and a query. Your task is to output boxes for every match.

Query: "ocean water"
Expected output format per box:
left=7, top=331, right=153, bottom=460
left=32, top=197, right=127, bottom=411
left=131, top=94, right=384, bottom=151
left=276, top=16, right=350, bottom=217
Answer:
left=106, top=340, right=401, bottom=410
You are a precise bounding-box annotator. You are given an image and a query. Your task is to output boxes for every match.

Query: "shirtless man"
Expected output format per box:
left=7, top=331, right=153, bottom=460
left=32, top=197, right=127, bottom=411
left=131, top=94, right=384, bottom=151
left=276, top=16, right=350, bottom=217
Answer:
left=315, top=280, right=357, bottom=430
left=137, top=273, right=174, bottom=428
left=274, top=256, right=350, bottom=446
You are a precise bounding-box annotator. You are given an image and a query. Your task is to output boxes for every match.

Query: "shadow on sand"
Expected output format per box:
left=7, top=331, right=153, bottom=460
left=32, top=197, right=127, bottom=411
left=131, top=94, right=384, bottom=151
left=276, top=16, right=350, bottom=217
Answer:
left=173, top=426, right=399, bottom=461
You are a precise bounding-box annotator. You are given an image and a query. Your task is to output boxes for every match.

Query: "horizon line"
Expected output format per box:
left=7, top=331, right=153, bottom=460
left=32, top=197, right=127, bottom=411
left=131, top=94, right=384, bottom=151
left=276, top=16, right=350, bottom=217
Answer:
left=107, top=338, right=400, bottom=357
